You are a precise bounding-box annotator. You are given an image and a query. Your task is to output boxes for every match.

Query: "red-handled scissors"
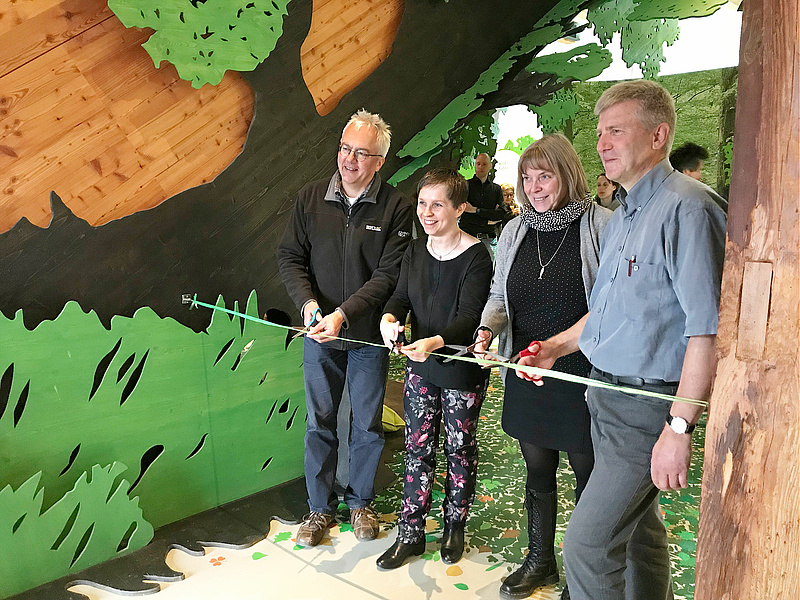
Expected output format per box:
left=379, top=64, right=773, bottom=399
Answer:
left=472, top=340, right=542, bottom=367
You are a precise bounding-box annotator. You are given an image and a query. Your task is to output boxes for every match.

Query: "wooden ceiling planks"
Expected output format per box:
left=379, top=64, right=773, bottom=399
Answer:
left=301, top=0, right=404, bottom=116
left=0, top=0, right=254, bottom=233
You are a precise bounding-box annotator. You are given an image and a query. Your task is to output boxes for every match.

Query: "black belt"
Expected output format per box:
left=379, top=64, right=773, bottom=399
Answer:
left=593, top=368, right=678, bottom=389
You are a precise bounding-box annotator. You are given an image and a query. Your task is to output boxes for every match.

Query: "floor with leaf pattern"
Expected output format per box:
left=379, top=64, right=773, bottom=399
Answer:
left=70, top=369, right=701, bottom=600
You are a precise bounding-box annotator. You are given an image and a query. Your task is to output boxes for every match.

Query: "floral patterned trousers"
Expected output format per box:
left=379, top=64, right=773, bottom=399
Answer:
left=398, top=367, right=486, bottom=543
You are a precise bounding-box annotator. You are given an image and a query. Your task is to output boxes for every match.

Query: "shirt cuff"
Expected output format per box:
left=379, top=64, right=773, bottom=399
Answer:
left=335, top=307, right=350, bottom=329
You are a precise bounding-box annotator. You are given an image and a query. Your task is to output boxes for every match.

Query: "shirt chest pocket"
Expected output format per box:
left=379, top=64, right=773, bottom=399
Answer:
left=620, top=260, right=668, bottom=322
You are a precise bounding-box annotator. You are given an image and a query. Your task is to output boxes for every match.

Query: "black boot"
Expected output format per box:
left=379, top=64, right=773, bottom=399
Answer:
left=376, top=537, right=426, bottom=570
left=499, top=490, right=559, bottom=600
left=440, top=521, right=465, bottom=564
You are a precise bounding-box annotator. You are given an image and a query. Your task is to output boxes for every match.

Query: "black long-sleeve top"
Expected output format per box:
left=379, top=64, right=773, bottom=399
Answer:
left=384, top=238, right=493, bottom=391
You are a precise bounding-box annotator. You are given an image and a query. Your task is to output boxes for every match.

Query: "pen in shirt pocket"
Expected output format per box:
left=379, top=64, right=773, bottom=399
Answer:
left=627, top=254, right=636, bottom=276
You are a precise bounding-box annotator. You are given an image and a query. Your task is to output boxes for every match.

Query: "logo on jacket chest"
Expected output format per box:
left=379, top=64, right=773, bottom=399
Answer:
left=365, top=224, right=382, bottom=232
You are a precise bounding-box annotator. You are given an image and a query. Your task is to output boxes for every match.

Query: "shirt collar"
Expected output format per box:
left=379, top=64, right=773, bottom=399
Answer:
left=618, top=158, right=673, bottom=214
left=324, top=171, right=381, bottom=204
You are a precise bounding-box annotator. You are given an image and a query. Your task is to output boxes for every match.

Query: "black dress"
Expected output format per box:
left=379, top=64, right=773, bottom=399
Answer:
left=502, top=221, right=593, bottom=454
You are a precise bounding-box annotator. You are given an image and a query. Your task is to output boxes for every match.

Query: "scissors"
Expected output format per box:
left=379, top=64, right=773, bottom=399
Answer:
left=390, top=330, right=408, bottom=354
left=291, top=307, right=322, bottom=339
left=444, top=340, right=542, bottom=366
left=439, top=342, right=479, bottom=363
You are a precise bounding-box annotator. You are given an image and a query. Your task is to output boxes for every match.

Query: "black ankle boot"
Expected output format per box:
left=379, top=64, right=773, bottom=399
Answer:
left=376, top=537, right=426, bottom=570
left=499, top=490, right=559, bottom=600
left=440, top=522, right=465, bottom=564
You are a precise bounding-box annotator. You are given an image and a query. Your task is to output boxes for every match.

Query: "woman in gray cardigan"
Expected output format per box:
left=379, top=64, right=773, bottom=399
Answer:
left=474, top=134, right=611, bottom=600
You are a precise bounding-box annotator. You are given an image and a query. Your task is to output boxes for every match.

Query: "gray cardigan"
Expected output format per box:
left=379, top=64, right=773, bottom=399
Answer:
left=479, top=203, right=612, bottom=381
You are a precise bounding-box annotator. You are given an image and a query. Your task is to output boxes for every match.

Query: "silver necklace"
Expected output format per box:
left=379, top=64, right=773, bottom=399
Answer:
left=428, top=231, right=462, bottom=260
left=536, top=223, right=571, bottom=279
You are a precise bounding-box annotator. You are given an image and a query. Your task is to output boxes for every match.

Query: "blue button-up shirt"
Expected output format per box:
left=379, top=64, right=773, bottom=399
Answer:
left=579, top=159, right=727, bottom=382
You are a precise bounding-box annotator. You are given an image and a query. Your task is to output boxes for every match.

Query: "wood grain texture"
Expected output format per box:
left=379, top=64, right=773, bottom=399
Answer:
left=301, top=0, right=404, bottom=116
left=695, top=0, right=799, bottom=597
left=0, top=0, right=253, bottom=232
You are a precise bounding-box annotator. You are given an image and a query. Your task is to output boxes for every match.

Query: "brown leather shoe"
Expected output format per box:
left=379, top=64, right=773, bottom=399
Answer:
left=296, top=512, right=335, bottom=547
left=350, top=506, right=380, bottom=541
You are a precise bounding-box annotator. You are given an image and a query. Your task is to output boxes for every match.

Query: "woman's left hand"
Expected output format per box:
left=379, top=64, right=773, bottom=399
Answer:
left=401, top=336, right=445, bottom=362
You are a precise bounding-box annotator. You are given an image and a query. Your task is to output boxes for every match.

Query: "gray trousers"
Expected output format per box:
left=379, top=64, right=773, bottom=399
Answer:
left=563, top=372, right=677, bottom=600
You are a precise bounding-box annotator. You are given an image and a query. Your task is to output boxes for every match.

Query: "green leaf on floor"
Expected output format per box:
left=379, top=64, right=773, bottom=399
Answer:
left=293, top=544, right=304, bottom=551
left=486, top=562, right=505, bottom=571
left=339, top=523, right=353, bottom=532
left=678, top=530, right=694, bottom=540
left=251, top=552, right=267, bottom=560
left=273, top=532, right=291, bottom=543
left=677, top=551, right=693, bottom=564
left=454, top=583, right=469, bottom=590
left=426, top=534, right=437, bottom=543
left=480, top=479, right=500, bottom=490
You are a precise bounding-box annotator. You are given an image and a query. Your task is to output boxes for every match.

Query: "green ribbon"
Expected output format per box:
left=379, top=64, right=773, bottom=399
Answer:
left=189, top=296, right=708, bottom=408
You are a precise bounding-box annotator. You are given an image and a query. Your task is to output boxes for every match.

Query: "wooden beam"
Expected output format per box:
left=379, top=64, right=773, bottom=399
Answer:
left=695, top=0, right=799, bottom=597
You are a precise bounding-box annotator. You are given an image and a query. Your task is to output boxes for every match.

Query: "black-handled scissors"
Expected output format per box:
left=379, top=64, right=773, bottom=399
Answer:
left=390, top=330, right=408, bottom=354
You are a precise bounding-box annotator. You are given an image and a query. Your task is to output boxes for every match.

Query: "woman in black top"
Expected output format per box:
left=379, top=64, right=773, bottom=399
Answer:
left=474, top=135, right=611, bottom=599
left=376, top=169, right=493, bottom=570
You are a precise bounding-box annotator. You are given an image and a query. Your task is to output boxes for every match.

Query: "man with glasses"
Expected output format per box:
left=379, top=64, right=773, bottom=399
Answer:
left=278, top=109, right=412, bottom=547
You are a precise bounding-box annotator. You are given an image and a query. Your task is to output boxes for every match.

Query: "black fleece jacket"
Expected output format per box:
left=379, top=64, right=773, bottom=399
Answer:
left=277, top=173, right=413, bottom=350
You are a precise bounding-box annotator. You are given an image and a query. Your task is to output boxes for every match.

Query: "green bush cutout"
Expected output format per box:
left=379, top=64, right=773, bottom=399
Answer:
left=0, top=290, right=305, bottom=532
left=0, top=463, right=153, bottom=598
left=108, top=0, right=291, bottom=87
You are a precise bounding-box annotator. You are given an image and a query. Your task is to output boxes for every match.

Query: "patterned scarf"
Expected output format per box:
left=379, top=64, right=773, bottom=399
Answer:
left=520, top=193, right=592, bottom=232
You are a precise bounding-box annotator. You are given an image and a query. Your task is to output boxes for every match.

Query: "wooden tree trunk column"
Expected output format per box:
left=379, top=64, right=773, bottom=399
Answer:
left=695, top=0, right=799, bottom=598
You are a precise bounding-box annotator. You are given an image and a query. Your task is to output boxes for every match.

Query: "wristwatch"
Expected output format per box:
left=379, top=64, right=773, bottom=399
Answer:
left=666, top=415, right=696, bottom=434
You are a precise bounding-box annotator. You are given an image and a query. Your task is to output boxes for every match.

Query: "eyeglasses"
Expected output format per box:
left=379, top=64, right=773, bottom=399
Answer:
left=339, top=143, right=383, bottom=162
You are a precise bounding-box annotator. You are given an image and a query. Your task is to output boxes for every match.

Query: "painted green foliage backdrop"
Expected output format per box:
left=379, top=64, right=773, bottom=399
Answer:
left=0, top=292, right=305, bottom=596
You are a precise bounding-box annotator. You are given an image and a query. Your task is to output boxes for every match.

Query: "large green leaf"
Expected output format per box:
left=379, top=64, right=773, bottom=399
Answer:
left=531, top=88, right=580, bottom=134
left=108, top=0, right=291, bottom=88
left=588, top=0, right=679, bottom=79
left=628, top=0, right=729, bottom=20
left=526, top=43, right=613, bottom=82
left=621, top=18, right=680, bottom=79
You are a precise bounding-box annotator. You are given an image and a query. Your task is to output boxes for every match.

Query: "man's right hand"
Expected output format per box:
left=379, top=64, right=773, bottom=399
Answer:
left=304, top=301, right=321, bottom=326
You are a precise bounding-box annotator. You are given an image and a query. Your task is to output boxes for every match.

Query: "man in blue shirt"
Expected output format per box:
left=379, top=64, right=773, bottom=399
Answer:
left=517, top=80, right=726, bottom=599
